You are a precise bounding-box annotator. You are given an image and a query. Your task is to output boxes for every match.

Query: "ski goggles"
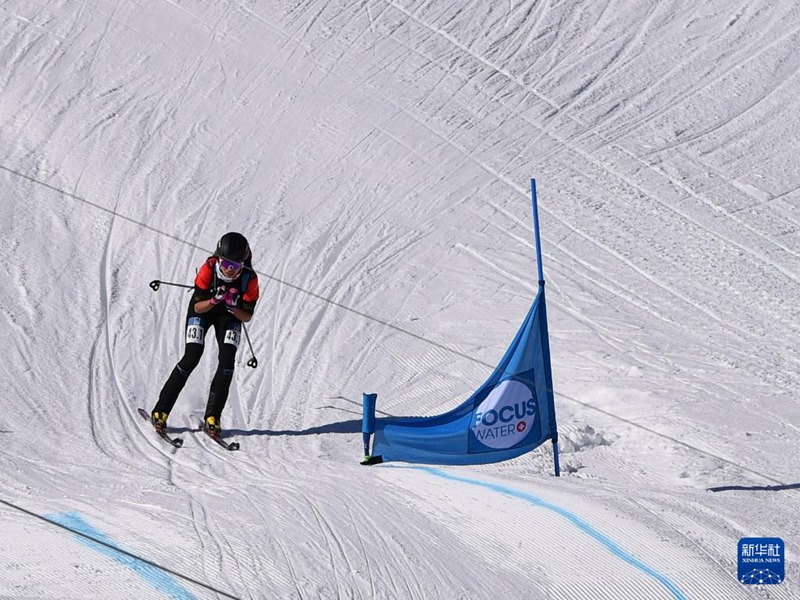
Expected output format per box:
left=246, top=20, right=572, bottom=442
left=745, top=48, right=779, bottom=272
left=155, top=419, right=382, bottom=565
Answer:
left=219, top=258, right=243, bottom=271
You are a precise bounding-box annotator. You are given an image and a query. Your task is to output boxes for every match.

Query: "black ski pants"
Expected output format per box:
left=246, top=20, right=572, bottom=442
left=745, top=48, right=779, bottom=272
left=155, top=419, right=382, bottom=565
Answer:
left=154, top=310, right=242, bottom=422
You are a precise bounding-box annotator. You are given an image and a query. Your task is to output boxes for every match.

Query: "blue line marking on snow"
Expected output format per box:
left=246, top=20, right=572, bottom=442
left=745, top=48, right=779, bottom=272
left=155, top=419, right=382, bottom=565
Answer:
left=47, top=512, right=197, bottom=600
left=407, top=467, right=688, bottom=600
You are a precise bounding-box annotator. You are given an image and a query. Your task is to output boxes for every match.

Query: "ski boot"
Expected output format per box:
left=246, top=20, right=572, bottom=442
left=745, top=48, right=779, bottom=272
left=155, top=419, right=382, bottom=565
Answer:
left=203, top=416, right=222, bottom=439
left=151, top=411, right=168, bottom=434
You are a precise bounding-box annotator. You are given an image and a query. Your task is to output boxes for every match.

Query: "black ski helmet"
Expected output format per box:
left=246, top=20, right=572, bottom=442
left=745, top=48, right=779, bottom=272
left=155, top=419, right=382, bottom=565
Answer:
left=215, top=232, right=251, bottom=263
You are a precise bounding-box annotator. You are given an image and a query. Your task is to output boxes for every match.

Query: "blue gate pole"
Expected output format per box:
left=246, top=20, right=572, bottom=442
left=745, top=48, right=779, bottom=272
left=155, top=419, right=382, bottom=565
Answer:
left=361, top=393, right=377, bottom=462
left=531, top=179, right=545, bottom=284
left=531, top=179, right=560, bottom=477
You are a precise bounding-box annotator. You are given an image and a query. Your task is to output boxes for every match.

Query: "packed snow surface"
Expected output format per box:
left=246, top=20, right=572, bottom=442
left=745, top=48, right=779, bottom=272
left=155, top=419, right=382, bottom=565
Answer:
left=1, top=1, right=799, bottom=598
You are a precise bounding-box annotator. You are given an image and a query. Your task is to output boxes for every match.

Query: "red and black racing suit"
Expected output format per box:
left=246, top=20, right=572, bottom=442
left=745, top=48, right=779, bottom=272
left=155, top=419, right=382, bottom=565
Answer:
left=154, top=257, right=260, bottom=422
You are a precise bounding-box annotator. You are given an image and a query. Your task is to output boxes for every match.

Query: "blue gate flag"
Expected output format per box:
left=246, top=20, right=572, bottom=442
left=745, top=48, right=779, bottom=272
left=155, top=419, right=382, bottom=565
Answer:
left=366, top=180, right=560, bottom=471
left=369, top=285, right=557, bottom=466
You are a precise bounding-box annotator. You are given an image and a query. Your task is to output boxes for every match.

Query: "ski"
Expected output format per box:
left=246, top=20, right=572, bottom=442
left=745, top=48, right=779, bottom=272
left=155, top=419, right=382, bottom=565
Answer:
left=200, top=422, right=240, bottom=451
left=137, top=408, right=184, bottom=448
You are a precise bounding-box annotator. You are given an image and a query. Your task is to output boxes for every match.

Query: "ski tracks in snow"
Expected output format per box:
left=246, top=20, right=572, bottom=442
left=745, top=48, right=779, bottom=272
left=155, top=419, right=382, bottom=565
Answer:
left=5, top=1, right=800, bottom=598
left=381, top=465, right=793, bottom=600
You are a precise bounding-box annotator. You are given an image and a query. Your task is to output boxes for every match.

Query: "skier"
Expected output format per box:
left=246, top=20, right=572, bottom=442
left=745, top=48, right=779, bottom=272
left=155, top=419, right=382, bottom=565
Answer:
left=150, top=232, right=259, bottom=438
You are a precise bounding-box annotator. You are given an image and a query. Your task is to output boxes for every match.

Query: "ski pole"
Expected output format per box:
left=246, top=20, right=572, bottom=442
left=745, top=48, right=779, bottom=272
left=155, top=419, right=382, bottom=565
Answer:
left=149, top=279, right=194, bottom=291
left=150, top=279, right=258, bottom=369
left=242, top=322, right=258, bottom=369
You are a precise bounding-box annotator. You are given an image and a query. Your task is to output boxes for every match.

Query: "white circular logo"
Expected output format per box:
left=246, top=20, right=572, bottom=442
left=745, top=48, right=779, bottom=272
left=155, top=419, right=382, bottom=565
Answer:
left=472, top=380, right=536, bottom=449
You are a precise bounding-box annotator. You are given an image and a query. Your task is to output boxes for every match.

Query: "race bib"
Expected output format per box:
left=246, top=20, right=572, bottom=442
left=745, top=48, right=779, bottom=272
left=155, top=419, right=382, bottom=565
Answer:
left=186, top=317, right=205, bottom=345
left=224, top=323, right=241, bottom=348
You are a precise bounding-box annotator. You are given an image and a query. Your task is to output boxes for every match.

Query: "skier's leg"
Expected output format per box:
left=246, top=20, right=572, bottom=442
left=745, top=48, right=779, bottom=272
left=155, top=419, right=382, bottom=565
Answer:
left=154, top=316, right=208, bottom=415
left=204, top=318, right=241, bottom=422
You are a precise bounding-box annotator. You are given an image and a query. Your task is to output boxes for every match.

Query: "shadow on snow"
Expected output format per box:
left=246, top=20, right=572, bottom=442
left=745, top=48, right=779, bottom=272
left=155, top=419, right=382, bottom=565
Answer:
left=708, top=482, right=800, bottom=493
left=169, top=419, right=362, bottom=437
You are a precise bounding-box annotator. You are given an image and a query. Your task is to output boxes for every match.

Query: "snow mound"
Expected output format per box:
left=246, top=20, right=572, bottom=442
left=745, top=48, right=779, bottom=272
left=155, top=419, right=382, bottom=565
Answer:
left=559, top=425, right=614, bottom=453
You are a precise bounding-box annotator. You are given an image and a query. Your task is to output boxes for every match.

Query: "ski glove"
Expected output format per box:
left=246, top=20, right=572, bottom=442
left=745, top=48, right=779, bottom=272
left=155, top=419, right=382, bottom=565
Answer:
left=210, top=286, right=228, bottom=305
left=223, top=288, right=240, bottom=309
left=209, top=286, right=241, bottom=309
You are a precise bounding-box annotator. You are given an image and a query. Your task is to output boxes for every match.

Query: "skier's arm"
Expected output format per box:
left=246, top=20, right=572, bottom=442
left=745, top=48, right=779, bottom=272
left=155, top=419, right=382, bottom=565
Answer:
left=193, top=288, right=218, bottom=313
left=226, top=305, right=253, bottom=322
left=231, top=274, right=259, bottom=323
left=192, top=260, right=217, bottom=313
left=194, top=298, right=217, bottom=314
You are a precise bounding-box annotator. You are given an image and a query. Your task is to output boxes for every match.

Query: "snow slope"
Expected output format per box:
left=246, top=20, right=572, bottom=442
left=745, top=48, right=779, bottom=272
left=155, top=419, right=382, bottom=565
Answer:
left=1, top=0, right=798, bottom=598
